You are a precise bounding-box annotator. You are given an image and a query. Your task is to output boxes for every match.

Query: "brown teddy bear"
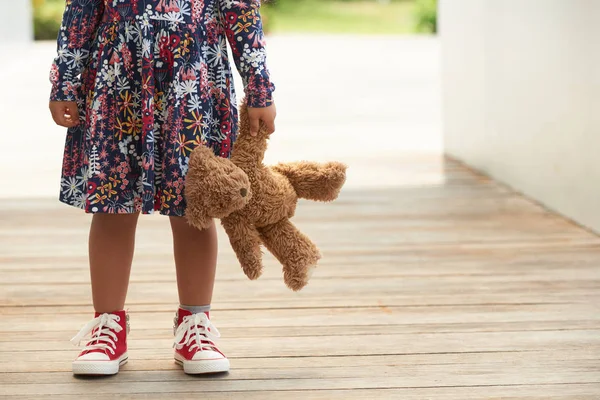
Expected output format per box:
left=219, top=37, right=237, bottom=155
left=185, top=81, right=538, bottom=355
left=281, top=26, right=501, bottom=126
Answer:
left=185, top=105, right=347, bottom=291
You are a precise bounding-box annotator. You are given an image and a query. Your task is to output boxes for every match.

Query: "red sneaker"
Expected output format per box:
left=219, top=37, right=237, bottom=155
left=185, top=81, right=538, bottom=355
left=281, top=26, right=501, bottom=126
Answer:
left=70, top=310, right=129, bottom=375
left=173, top=308, right=230, bottom=374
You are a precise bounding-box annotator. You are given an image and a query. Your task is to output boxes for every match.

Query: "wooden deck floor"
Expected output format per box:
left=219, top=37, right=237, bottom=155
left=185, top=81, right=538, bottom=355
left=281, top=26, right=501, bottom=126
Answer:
left=1, top=158, right=599, bottom=399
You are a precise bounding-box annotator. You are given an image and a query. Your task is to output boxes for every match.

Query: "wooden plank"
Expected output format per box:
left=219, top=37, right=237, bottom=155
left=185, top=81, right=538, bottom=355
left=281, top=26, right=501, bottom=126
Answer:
left=1, top=331, right=599, bottom=361
left=4, top=238, right=600, bottom=260
left=2, top=280, right=599, bottom=307
left=2, top=293, right=597, bottom=309
left=2, top=215, right=594, bottom=241
left=2, top=320, right=600, bottom=343
left=3, top=385, right=599, bottom=400
left=3, top=298, right=598, bottom=315
left=2, top=253, right=600, bottom=281
left=3, top=267, right=600, bottom=285
left=2, top=359, right=600, bottom=385
left=3, top=377, right=600, bottom=396
left=2, top=305, right=600, bottom=331
left=3, top=242, right=600, bottom=268
left=3, top=350, right=599, bottom=373
left=3, top=242, right=600, bottom=263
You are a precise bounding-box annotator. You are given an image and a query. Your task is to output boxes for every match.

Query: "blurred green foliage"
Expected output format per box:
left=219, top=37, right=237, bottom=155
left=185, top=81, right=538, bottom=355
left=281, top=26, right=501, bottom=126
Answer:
left=33, top=0, right=63, bottom=40
left=413, top=0, right=437, bottom=33
left=262, top=0, right=418, bottom=35
left=32, top=0, right=437, bottom=41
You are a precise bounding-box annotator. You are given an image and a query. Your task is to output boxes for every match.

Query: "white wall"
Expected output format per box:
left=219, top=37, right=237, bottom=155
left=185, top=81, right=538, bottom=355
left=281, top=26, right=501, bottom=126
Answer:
left=440, top=0, right=600, bottom=233
left=0, top=2, right=33, bottom=42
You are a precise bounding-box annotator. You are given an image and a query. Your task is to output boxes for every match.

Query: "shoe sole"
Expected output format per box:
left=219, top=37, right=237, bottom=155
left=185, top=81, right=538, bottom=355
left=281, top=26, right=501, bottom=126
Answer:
left=72, top=352, right=129, bottom=376
left=174, top=354, right=230, bottom=374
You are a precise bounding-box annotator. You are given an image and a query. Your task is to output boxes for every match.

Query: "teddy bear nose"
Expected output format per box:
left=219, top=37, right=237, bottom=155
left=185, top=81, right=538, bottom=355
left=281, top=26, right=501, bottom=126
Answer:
left=240, top=188, right=248, bottom=198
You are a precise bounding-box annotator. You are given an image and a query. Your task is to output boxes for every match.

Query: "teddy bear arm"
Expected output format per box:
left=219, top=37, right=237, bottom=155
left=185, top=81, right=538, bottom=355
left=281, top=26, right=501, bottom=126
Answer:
left=271, top=161, right=347, bottom=202
left=222, top=216, right=264, bottom=281
left=258, top=219, right=322, bottom=291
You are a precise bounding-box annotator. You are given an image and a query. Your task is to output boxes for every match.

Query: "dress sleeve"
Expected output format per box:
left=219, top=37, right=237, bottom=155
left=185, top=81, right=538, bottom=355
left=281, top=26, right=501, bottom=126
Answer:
left=220, top=0, right=275, bottom=108
left=49, top=0, right=105, bottom=102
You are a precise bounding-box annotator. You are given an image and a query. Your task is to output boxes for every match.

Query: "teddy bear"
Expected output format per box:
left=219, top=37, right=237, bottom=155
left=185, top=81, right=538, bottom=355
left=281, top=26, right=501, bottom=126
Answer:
left=185, top=104, right=347, bottom=291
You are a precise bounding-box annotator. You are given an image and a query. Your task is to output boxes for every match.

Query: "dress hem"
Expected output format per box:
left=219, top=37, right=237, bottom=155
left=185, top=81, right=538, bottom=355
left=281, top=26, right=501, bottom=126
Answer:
left=58, top=197, right=187, bottom=217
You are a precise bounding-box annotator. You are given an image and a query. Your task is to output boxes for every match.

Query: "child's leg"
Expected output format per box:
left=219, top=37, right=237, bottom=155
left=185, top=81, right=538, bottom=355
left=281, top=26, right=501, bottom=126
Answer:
left=169, top=217, right=218, bottom=306
left=89, top=213, right=140, bottom=312
left=170, top=217, right=229, bottom=374
left=70, top=213, right=138, bottom=375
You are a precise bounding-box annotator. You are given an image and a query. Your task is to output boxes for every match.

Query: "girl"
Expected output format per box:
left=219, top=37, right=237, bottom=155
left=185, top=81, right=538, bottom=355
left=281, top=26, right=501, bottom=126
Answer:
left=49, top=0, right=276, bottom=376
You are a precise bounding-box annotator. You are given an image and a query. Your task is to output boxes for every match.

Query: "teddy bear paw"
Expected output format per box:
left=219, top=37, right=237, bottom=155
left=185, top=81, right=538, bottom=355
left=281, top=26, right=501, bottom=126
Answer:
left=284, top=264, right=317, bottom=292
left=243, top=265, right=263, bottom=281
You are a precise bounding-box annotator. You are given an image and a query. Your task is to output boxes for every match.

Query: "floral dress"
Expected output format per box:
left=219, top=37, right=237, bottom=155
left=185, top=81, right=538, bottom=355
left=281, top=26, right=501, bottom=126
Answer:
left=50, top=0, right=274, bottom=216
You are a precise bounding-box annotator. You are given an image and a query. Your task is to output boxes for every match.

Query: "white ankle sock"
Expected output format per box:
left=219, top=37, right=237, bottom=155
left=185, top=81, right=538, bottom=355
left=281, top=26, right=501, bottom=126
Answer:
left=180, top=304, right=211, bottom=314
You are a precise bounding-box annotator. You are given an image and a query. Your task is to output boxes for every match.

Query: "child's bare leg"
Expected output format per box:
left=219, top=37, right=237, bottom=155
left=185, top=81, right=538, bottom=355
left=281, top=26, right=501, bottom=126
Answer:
left=170, top=217, right=218, bottom=306
left=170, top=217, right=229, bottom=374
left=89, top=213, right=140, bottom=312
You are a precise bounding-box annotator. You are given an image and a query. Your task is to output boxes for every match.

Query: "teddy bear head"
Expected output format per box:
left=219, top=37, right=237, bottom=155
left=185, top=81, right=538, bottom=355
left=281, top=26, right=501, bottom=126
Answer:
left=184, top=146, right=251, bottom=230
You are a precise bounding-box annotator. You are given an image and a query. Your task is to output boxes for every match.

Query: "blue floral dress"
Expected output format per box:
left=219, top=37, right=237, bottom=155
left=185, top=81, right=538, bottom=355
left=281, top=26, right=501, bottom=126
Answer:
left=50, top=0, right=274, bottom=216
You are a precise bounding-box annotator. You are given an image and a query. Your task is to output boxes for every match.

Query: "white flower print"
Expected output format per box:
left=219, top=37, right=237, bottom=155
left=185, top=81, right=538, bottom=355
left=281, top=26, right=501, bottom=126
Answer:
left=116, top=75, right=131, bottom=92
left=119, top=136, right=133, bottom=155
left=123, top=21, right=140, bottom=42
left=176, top=79, right=198, bottom=98
left=136, top=176, right=145, bottom=194
left=77, top=167, right=89, bottom=187
left=131, top=88, right=142, bottom=107
left=56, top=44, right=70, bottom=64
left=204, top=41, right=225, bottom=67
left=187, top=94, right=203, bottom=112
left=122, top=197, right=135, bottom=210
left=92, top=98, right=102, bottom=112
left=177, top=0, right=191, bottom=17
left=113, top=63, right=123, bottom=79
left=138, top=17, right=152, bottom=35
left=244, top=47, right=267, bottom=69
left=142, top=38, right=152, bottom=58
left=61, top=176, right=81, bottom=199
left=178, top=156, right=189, bottom=177
left=101, top=66, right=117, bottom=85
left=154, top=12, right=185, bottom=24
left=72, top=192, right=87, bottom=209
left=67, top=49, right=90, bottom=69
left=220, top=0, right=236, bottom=8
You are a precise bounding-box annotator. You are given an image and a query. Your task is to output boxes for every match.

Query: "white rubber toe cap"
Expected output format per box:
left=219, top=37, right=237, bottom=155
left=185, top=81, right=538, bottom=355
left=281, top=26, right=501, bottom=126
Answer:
left=192, top=350, right=225, bottom=361
left=76, top=352, right=110, bottom=361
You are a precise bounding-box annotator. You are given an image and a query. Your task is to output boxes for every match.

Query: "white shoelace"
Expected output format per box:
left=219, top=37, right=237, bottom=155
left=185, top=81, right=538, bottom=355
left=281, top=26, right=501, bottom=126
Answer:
left=174, top=313, right=221, bottom=352
left=71, top=313, right=123, bottom=355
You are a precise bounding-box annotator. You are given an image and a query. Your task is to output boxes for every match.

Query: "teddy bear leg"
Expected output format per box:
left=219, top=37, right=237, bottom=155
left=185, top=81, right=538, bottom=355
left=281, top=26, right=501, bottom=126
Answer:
left=258, top=219, right=321, bottom=291
left=222, top=216, right=264, bottom=281
left=271, top=161, right=347, bottom=202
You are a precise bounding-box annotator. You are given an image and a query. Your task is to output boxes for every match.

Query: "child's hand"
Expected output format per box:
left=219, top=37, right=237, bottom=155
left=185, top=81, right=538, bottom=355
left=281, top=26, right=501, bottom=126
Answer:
left=49, top=101, right=80, bottom=128
left=248, top=104, right=276, bottom=136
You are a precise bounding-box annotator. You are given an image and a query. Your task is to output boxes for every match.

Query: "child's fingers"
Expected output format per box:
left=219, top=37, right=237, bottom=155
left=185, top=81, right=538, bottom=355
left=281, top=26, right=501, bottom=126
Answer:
left=49, top=101, right=80, bottom=128
left=65, top=103, right=80, bottom=123
left=263, top=118, right=275, bottom=134
left=249, top=115, right=260, bottom=137
left=50, top=109, right=73, bottom=128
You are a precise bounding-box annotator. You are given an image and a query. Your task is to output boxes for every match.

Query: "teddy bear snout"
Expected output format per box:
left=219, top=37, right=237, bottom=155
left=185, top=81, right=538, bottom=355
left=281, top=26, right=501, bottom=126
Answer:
left=240, top=187, right=248, bottom=198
